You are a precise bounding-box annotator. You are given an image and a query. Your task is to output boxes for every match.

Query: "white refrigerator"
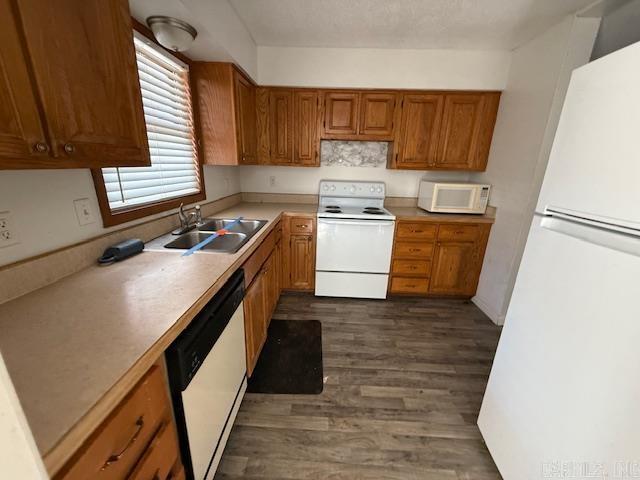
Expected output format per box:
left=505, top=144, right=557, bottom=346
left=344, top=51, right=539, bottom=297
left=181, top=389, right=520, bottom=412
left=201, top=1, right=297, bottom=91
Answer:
left=478, top=42, right=640, bottom=478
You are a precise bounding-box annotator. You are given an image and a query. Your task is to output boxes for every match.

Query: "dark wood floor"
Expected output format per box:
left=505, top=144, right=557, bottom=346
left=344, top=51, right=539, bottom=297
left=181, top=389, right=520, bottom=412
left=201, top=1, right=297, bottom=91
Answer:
left=215, top=293, right=503, bottom=480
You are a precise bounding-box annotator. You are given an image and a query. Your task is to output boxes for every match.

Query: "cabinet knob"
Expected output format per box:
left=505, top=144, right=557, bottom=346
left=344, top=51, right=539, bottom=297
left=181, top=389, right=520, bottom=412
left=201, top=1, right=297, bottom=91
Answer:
left=64, top=143, right=76, bottom=154
left=33, top=142, right=49, bottom=153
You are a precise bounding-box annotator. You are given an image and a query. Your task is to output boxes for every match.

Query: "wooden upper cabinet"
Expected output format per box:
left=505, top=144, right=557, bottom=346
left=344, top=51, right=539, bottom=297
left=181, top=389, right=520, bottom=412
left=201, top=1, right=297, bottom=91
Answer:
left=0, top=0, right=149, bottom=169
left=322, top=90, right=398, bottom=140
left=269, top=89, right=294, bottom=164
left=323, top=91, right=359, bottom=137
left=194, top=63, right=257, bottom=165
left=293, top=90, right=320, bottom=166
left=393, top=94, right=444, bottom=169
left=18, top=0, right=148, bottom=167
left=234, top=71, right=258, bottom=165
left=359, top=92, right=398, bottom=139
left=256, top=87, right=320, bottom=166
left=0, top=0, right=47, bottom=166
left=435, top=93, right=500, bottom=171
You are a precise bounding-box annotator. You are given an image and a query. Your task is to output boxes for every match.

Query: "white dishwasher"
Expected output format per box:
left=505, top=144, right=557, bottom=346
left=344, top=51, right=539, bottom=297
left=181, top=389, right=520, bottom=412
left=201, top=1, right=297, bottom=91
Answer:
left=166, top=270, right=247, bottom=480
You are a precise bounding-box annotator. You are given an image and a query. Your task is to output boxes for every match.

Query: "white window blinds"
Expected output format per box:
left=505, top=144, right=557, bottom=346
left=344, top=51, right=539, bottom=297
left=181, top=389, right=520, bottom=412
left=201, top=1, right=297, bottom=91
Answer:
left=102, top=34, right=201, bottom=211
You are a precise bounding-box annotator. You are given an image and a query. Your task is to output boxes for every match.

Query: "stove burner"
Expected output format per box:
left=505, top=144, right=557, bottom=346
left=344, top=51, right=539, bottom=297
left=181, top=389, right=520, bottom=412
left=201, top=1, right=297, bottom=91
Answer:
left=364, top=210, right=385, bottom=215
left=325, top=209, right=342, bottom=213
left=325, top=205, right=340, bottom=209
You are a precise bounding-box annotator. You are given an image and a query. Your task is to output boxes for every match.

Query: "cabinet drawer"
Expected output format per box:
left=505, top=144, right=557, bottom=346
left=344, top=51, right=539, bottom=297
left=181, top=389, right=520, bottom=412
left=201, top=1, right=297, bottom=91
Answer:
left=396, top=222, right=437, bottom=240
left=127, top=421, right=179, bottom=480
left=57, top=366, right=169, bottom=480
left=290, top=216, right=314, bottom=234
left=438, top=224, right=479, bottom=242
left=389, top=276, right=430, bottom=294
left=391, top=259, right=431, bottom=276
left=394, top=241, right=434, bottom=258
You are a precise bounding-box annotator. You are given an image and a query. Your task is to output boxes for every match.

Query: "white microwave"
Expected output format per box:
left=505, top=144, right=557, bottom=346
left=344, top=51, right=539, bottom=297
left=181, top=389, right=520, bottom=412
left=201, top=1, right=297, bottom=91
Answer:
left=418, top=181, right=491, bottom=214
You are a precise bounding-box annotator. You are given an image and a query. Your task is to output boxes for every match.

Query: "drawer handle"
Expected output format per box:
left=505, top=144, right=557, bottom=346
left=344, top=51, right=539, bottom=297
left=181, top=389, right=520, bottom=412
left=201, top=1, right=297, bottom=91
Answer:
left=409, top=248, right=420, bottom=253
left=101, top=416, right=144, bottom=470
left=410, top=230, right=424, bottom=234
left=296, top=224, right=308, bottom=229
left=409, top=265, right=417, bottom=270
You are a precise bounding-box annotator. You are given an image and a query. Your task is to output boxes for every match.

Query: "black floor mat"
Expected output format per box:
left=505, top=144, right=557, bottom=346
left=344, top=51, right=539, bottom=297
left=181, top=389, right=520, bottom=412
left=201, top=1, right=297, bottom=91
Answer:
left=247, top=319, right=323, bottom=394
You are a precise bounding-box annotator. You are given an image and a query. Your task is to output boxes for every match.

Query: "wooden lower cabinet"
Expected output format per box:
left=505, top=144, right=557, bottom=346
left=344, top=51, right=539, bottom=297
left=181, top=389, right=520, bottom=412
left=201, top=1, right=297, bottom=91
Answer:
left=55, top=364, right=183, bottom=480
left=282, top=215, right=316, bottom=291
left=389, top=219, right=491, bottom=297
left=242, top=223, right=283, bottom=376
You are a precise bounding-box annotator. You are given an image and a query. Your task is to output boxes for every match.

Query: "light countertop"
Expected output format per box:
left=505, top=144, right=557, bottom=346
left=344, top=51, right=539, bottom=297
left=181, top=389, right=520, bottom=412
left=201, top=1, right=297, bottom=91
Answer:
left=388, top=205, right=496, bottom=223
left=0, top=202, right=315, bottom=474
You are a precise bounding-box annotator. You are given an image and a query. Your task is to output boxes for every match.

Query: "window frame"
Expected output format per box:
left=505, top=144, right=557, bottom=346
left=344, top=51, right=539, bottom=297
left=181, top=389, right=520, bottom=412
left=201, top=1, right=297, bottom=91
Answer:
left=92, top=21, right=205, bottom=228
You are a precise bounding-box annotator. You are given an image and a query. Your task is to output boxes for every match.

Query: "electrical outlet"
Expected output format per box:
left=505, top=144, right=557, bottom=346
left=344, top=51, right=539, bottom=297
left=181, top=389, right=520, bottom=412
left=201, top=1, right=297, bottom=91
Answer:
left=269, top=175, right=276, bottom=187
left=73, top=198, right=96, bottom=226
left=0, top=211, right=19, bottom=248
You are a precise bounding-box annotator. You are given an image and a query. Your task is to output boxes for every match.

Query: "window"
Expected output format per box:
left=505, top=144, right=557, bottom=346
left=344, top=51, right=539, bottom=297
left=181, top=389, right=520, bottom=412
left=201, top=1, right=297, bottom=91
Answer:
left=92, top=31, right=204, bottom=226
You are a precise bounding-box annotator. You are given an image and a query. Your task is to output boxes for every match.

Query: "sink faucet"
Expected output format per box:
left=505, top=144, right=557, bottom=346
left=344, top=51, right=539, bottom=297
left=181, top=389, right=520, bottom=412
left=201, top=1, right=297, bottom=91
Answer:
left=172, top=203, right=203, bottom=235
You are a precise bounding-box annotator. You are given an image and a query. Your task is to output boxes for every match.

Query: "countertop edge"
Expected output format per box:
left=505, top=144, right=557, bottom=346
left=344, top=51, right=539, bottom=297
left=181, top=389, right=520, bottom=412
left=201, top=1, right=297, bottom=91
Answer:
left=41, top=210, right=314, bottom=476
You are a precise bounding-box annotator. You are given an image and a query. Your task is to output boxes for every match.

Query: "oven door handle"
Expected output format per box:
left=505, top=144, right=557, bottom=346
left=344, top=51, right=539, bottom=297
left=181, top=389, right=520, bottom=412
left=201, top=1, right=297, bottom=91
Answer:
left=318, top=219, right=395, bottom=227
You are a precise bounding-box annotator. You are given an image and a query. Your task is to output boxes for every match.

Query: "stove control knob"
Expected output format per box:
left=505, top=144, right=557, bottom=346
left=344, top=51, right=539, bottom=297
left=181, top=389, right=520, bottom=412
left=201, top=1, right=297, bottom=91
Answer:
left=370, top=186, right=375, bottom=192
left=349, top=185, right=356, bottom=194
left=330, top=185, right=336, bottom=191
left=376, top=186, right=383, bottom=193
left=322, top=184, right=329, bottom=191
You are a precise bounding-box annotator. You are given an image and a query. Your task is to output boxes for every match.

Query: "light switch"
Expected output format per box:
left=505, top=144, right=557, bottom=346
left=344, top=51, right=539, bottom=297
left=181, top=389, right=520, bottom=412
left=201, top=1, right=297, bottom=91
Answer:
left=74, top=198, right=96, bottom=226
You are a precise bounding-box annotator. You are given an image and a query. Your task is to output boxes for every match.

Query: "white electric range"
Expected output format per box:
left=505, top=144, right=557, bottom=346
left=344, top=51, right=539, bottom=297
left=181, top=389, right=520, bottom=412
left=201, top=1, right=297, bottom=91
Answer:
left=315, top=180, right=396, bottom=299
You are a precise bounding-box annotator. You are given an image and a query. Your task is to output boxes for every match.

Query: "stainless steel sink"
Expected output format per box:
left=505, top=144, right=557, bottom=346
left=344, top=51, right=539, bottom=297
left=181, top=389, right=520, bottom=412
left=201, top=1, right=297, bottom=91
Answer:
left=198, top=219, right=266, bottom=235
left=163, top=218, right=267, bottom=253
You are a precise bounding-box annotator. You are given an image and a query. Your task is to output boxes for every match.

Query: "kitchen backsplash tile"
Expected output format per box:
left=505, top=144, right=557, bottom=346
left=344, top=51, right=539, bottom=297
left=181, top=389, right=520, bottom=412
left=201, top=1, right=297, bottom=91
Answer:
left=320, top=141, right=388, bottom=167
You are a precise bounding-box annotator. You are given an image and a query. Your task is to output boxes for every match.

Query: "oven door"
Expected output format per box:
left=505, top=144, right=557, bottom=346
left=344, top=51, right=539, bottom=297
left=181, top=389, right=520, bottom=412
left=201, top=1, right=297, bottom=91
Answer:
left=316, top=218, right=395, bottom=273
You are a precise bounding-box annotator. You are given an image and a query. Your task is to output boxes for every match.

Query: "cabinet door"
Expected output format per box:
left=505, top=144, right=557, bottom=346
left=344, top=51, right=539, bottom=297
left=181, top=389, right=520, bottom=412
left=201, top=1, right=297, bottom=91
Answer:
left=15, top=0, right=150, bottom=168
left=0, top=0, right=49, bottom=168
left=435, top=93, right=486, bottom=170
left=262, top=253, right=278, bottom=331
left=323, top=91, right=359, bottom=137
left=294, top=90, right=320, bottom=165
left=429, top=241, right=477, bottom=295
left=244, top=272, right=266, bottom=376
left=394, top=94, right=444, bottom=169
left=359, top=92, right=397, bottom=139
left=269, top=89, right=294, bottom=164
left=234, top=72, right=257, bottom=164
left=289, top=235, right=315, bottom=290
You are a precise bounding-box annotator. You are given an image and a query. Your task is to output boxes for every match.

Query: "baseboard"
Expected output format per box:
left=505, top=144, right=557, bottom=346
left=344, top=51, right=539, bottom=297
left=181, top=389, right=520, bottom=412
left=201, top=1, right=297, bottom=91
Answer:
left=471, top=295, right=506, bottom=326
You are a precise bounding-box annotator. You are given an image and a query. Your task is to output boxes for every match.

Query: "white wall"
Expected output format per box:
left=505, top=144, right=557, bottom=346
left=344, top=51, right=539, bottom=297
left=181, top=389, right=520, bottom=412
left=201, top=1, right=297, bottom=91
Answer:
left=258, top=46, right=511, bottom=89
left=470, top=15, right=600, bottom=325
left=239, top=165, right=463, bottom=198
left=0, top=166, right=241, bottom=266
left=0, top=353, right=47, bottom=479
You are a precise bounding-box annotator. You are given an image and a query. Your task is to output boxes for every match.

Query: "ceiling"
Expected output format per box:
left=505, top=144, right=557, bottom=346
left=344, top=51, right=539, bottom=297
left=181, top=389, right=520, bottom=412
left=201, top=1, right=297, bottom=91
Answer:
left=229, top=0, right=596, bottom=50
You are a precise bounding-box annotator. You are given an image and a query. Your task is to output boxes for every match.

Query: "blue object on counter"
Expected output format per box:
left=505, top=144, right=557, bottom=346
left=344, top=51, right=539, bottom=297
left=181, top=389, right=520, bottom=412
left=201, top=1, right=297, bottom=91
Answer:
left=98, top=238, right=144, bottom=265
left=181, top=217, right=244, bottom=257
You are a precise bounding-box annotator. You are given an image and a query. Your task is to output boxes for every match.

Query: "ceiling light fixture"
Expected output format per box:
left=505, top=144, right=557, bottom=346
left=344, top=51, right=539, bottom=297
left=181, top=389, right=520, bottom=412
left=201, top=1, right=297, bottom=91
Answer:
left=146, top=16, right=197, bottom=52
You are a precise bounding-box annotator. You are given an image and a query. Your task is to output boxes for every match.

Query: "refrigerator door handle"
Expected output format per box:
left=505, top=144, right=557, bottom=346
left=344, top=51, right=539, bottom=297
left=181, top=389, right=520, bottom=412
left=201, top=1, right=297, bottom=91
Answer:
left=540, top=215, right=640, bottom=257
